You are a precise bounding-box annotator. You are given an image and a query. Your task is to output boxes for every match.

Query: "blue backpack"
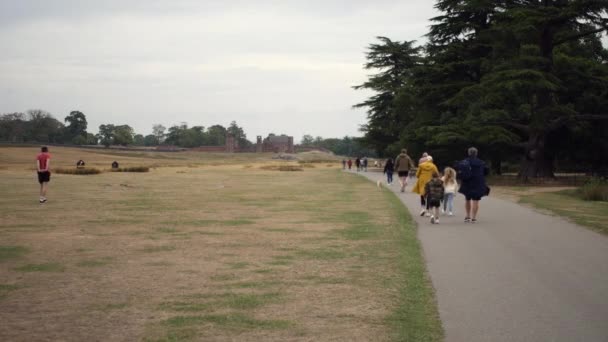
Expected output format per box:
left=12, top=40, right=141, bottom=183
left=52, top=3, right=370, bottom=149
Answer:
left=456, top=159, right=472, bottom=181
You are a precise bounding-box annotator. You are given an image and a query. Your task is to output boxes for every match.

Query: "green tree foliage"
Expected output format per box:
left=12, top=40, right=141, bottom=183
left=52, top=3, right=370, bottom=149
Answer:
left=207, top=125, right=227, bottom=146
left=97, top=124, right=115, bottom=147
left=152, top=124, right=166, bottom=144
left=133, top=134, right=145, bottom=146
left=356, top=1, right=608, bottom=178
left=0, top=110, right=65, bottom=143
left=353, top=37, right=423, bottom=155
left=227, top=121, right=252, bottom=148
left=299, top=135, right=377, bottom=157
left=64, top=110, right=88, bottom=144
left=144, top=134, right=159, bottom=146
left=113, top=125, right=134, bottom=146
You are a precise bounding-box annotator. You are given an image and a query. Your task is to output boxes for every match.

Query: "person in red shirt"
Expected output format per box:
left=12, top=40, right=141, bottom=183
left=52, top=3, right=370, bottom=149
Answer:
left=36, top=146, right=51, bottom=203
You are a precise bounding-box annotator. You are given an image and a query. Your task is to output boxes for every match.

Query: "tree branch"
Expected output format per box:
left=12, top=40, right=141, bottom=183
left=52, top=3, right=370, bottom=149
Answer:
left=554, top=26, right=608, bottom=46
left=548, top=114, right=608, bottom=130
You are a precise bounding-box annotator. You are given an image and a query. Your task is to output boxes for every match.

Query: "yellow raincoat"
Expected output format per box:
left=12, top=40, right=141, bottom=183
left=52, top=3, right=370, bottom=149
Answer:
left=412, top=161, right=439, bottom=195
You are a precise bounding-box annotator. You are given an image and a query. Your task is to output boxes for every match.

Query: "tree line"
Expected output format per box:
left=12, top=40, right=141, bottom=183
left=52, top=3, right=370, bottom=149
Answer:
left=300, top=134, right=377, bottom=157
left=0, top=110, right=251, bottom=148
left=355, top=1, right=608, bottom=178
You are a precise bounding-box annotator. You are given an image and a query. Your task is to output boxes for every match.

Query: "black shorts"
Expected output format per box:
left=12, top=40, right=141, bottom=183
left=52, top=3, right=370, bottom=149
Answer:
left=428, top=199, right=441, bottom=208
left=37, top=171, right=50, bottom=184
left=465, top=195, right=481, bottom=201
left=397, top=171, right=409, bottom=177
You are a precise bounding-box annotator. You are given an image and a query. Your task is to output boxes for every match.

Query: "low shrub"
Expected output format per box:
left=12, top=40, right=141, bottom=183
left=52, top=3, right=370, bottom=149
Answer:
left=110, top=166, right=150, bottom=173
left=55, top=167, right=102, bottom=175
left=260, top=165, right=303, bottom=172
left=578, top=178, right=608, bottom=202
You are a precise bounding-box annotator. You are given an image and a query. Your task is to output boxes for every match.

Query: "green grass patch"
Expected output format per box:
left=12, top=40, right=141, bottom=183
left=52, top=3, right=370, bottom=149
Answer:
left=164, top=313, right=292, bottom=330
left=0, top=284, right=21, bottom=300
left=159, top=301, right=212, bottom=313
left=380, top=189, right=444, bottom=342
left=76, top=257, right=113, bottom=267
left=185, top=219, right=255, bottom=227
left=297, top=248, right=347, bottom=260
left=578, top=178, right=608, bottom=201
left=156, top=227, right=179, bottom=234
left=142, top=245, right=177, bottom=253
left=225, top=281, right=282, bottom=289
left=0, top=245, right=29, bottom=262
left=15, top=262, right=65, bottom=272
left=226, top=262, right=249, bottom=269
left=519, top=189, right=608, bottom=234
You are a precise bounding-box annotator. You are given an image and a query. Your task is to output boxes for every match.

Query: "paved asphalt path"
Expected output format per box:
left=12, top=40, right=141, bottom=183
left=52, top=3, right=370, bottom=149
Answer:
left=352, top=170, right=608, bottom=342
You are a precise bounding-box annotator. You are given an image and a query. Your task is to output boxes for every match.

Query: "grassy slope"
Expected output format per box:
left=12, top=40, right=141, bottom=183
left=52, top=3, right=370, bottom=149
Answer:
left=519, top=189, right=608, bottom=235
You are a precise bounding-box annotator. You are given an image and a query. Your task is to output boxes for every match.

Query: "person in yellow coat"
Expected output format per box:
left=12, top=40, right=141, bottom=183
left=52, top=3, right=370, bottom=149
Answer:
left=412, top=155, right=439, bottom=217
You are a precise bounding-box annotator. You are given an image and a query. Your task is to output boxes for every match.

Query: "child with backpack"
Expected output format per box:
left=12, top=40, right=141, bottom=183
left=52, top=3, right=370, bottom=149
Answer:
left=424, top=171, right=444, bottom=224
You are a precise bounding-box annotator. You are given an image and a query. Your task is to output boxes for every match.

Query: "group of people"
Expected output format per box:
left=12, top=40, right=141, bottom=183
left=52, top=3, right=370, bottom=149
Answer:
left=342, top=157, right=369, bottom=172
left=382, top=147, right=489, bottom=224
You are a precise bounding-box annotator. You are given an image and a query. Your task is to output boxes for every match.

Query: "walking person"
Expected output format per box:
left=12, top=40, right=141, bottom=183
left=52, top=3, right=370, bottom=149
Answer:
left=441, top=167, right=458, bottom=216
left=347, top=159, right=353, bottom=170
left=424, top=172, right=445, bottom=224
left=383, top=158, right=394, bottom=185
left=363, top=157, right=368, bottom=172
left=394, top=148, right=415, bottom=192
left=457, top=147, right=489, bottom=223
left=36, top=146, right=51, bottom=204
left=412, top=155, right=439, bottom=216
left=342, top=159, right=346, bottom=169
left=355, top=157, right=361, bottom=172
left=419, top=152, right=429, bottom=165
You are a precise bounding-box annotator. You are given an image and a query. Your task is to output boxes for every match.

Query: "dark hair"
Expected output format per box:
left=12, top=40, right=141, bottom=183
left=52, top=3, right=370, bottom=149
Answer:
left=41, top=146, right=48, bottom=152
left=401, top=148, right=407, bottom=154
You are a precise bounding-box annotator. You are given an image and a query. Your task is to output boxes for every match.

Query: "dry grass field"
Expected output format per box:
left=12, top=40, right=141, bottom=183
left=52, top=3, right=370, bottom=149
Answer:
left=0, top=146, right=441, bottom=341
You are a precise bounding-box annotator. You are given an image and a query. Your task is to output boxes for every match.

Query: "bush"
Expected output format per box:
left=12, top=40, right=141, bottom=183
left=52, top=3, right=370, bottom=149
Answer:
left=55, top=167, right=102, bottom=175
left=110, top=166, right=150, bottom=173
left=260, top=165, right=303, bottom=172
left=578, top=178, right=608, bottom=202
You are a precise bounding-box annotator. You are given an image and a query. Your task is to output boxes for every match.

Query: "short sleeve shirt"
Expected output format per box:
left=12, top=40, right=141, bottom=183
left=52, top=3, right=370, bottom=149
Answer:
left=37, top=152, right=51, bottom=171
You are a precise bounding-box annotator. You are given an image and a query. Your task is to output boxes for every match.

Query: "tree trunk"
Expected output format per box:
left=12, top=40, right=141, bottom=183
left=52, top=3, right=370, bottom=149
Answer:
left=490, top=157, right=502, bottom=175
left=518, top=132, right=555, bottom=180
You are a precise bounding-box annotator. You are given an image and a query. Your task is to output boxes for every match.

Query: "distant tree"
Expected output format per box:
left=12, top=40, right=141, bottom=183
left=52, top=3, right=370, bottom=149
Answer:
left=26, top=110, right=64, bottom=143
left=64, top=111, right=88, bottom=143
left=0, top=112, right=27, bottom=142
left=144, top=134, right=159, bottom=146
left=227, top=121, right=251, bottom=147
left=300, top=134, right=314, bottom=146
left=113, top=125, right=134, bottom=146
left=97, top=124, right=115, bottom=147
left=86, top=133, right=98, bottom=145
left=207, top=124, right=227, bottom=146
left=133, top=134, right=145, bottom=146
left=152, top=124, right=166, bottom=144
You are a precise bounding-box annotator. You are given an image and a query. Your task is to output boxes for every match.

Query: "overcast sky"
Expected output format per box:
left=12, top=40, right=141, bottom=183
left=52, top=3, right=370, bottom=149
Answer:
left=0, top=1, right=438, bottom=141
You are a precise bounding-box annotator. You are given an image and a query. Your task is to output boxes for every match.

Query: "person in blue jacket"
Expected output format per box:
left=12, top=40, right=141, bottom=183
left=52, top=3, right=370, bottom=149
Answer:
left=457, top=147, right=489, bottom=223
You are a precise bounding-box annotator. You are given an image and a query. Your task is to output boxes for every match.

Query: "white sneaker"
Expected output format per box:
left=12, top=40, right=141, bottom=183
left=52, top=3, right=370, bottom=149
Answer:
left=430, top=216, right=435, bottom=224
left=441, top=208, right=445, bottom=214
left=448, top=212, right=453, bottom=216
left=425, top=212, right=431, bottom=217
left=435, top=218, right=440, bottom=224
left=419, top=209, right=426, bottom=217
